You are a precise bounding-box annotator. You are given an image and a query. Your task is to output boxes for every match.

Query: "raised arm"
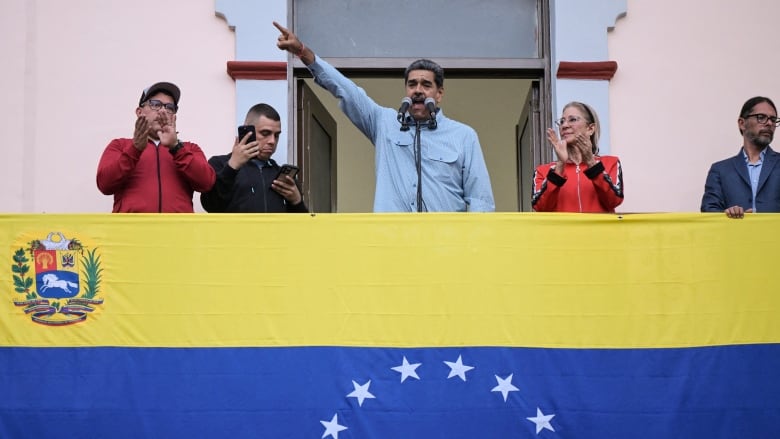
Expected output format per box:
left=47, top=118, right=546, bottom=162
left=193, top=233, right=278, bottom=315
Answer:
left=272, top=21, right=386, bottom=142
left=274, top=21, right=315, bottom=66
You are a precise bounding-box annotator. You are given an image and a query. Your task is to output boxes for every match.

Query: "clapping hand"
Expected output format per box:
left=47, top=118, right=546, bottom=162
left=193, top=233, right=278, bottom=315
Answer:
left=133, top=116, right=153, bottom=151
left=570, top=132, right=595, bottom=166
left=156, top=112, right=178, bottom=147
left=546, top=128, right=569, bottom=164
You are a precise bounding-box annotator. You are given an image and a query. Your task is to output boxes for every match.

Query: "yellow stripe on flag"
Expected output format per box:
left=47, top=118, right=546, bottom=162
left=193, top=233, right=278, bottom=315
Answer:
left=1, top=213, right=778, bottom=348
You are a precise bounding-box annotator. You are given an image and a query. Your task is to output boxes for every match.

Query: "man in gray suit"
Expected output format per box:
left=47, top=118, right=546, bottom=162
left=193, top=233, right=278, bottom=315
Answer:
left=701, top=96, right=780, bottom=218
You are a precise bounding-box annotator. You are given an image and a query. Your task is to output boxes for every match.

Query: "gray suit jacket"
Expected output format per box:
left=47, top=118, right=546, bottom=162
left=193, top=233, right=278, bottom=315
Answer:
left=701, top=146, right=780, bottom=212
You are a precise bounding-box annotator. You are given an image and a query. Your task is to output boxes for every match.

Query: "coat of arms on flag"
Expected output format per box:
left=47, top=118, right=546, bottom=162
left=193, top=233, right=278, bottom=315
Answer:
left=11, top=231, right=104, bottom=326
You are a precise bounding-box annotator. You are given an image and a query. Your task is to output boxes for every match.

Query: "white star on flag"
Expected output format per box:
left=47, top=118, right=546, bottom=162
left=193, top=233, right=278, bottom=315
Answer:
left=491, top=373, right=519, bottom=402
left=526, top=407, right=556, bottom=434
left=347, top=379, right=376, bottom=407
left=320, top=413, right=348, bottom=439
left=443, top=355, right=474, bottom=381
left=391, top=356, right=421, bottom=383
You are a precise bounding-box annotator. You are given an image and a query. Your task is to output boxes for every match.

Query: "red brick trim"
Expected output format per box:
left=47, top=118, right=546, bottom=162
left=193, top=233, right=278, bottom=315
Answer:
left=226, top=61, right=287, bottom=80
left=556, top=61, right=618, bottom=80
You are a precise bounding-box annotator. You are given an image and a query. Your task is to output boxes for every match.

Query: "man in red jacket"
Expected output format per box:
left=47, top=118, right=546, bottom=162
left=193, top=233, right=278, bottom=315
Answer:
left=96, top=82, right=215, bottom=212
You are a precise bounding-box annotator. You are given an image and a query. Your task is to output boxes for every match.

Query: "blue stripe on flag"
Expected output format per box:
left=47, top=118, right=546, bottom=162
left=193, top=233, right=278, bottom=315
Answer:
left=1, top=345, right=779, bottom=438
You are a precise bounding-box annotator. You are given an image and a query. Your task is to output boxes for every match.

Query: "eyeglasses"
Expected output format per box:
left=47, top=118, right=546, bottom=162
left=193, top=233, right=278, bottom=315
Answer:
left=554, top=116, right=584, bottom=127
left=141, top=99, right=178, bottom=114
left=744, top=113, right=780, bottom=126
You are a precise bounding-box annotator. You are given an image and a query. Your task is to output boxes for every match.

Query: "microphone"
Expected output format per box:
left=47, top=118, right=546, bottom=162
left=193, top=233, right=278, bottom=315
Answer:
left=424, top=97, right=437, bottom=129
left=424, top=97, right=437, bottom=117
left=397, top=97, right=412, bottom=122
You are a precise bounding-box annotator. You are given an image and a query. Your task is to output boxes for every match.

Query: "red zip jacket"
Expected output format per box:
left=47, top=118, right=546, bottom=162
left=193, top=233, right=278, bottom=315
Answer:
left=96, top=138, right=216, bottom=213
left=532, top=156, right=624, bottom=213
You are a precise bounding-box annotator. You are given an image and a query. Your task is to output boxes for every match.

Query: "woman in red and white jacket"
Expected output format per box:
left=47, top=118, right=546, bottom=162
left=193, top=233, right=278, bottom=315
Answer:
left=532, top=101, right=624, bottom=213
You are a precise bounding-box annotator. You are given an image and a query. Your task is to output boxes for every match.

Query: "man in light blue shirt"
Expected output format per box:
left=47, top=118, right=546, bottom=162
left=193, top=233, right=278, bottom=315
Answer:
left=273, top=22, right=495, bottom=213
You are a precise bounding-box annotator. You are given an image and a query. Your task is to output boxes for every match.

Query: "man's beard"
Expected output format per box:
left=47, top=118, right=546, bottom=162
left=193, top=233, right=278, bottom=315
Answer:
left=749, top=131, right=773, bottom=149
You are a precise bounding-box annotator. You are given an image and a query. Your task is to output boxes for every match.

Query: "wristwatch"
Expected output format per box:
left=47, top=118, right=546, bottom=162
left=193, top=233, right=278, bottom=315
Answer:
left=168, top=141, right=184, bottom=155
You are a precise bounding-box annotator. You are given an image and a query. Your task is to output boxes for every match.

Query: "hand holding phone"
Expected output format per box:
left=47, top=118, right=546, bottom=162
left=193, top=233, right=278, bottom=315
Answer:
left=272, top=164, right=303, bottom=204
left=237, top=125, right=256, bottom=144
left=276, top=164, right=299, bottom=181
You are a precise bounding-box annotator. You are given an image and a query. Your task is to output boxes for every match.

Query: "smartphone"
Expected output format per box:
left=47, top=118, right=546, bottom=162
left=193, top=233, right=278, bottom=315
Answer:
left=276, top=164, right=299, bottom=181
left=237, top=125, right=256, bottom=143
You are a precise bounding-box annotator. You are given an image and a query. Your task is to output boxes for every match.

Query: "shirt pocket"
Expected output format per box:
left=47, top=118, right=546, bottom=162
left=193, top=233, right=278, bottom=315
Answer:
left=423, top=145, right=459, bottom=182
left=391, top=132, right=413, bottom=149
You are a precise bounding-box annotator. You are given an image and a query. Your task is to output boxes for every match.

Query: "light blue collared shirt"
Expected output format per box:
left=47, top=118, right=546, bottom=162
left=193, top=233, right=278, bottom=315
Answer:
left=307, top=56, right=495, bottom=212
left=742, top=148, right=766, bottom=212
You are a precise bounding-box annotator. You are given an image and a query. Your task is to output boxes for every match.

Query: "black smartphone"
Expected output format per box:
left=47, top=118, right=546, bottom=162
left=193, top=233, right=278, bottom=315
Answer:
left=276, top=164, right=299, bottom=181
left=237, top=125, right=256, bottom=143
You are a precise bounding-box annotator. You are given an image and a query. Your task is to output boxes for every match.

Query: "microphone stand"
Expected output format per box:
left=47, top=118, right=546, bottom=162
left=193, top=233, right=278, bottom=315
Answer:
left=414, top=120, right=423, bottom=212
left=399, top=111, right=437, bottom=213
left=400, top=116, right=410, bottom=132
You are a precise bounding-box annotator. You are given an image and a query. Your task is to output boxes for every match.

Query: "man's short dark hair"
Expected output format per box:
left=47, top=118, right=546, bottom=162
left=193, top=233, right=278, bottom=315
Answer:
left=404, top=59, right=444, bottom=88
left=739, top=96, right=777, bottom=134
left=245, top=103, right=281, bottom=124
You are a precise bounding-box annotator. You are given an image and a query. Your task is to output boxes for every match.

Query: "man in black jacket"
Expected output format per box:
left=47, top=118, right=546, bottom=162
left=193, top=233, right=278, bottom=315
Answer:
left=201, top=103, right=307, bottom=213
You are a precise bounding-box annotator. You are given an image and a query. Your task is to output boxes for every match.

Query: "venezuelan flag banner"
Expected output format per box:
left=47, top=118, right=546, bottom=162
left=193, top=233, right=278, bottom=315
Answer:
left=1, top=213, right=779, bottom=438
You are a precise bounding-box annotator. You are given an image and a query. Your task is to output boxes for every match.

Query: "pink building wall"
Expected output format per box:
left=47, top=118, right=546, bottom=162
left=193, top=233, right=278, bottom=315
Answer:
left=609, top=0, right=780, bottom=212
left=0, top=0, right=237, bottom=213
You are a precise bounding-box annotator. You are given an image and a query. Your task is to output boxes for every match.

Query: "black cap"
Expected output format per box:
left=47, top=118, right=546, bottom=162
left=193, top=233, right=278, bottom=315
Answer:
left=139, top=82, right=180, bottom=107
